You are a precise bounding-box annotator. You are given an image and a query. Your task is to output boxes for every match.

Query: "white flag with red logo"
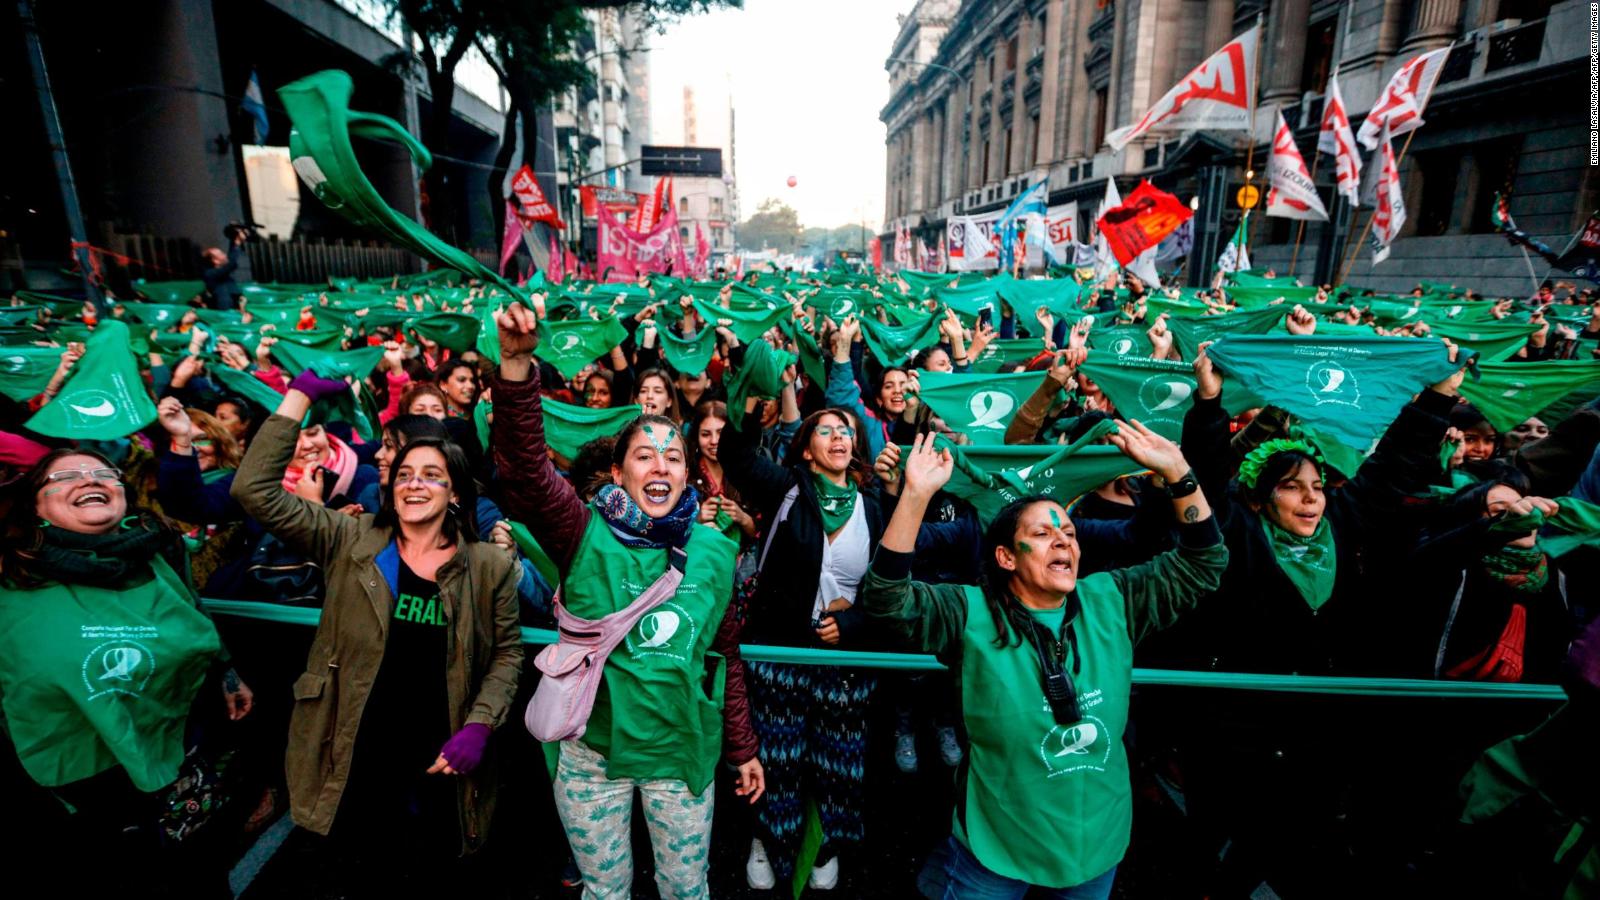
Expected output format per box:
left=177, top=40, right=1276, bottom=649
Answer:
left=1356, top=47, right=1450, bottom=151
left=1106, top=24, right=1259, bottom=151
left=509, top=166, right=565, bottom=230
left=1266, top=110, right=1328, bottom=222
left=1317, top=70, right=1362, bottom=206
left=1369, top=120, right=1407, bottom=264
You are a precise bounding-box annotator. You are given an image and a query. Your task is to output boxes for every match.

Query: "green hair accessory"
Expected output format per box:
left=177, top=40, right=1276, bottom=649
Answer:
left=1238, top=437, right=1323, bottom=489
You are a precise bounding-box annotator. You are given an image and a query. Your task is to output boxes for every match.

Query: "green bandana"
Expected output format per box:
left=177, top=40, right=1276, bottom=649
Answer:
left=1088, top=325, right=1153, bottom=359
left=26, top=321, right=158, bottom=441
left=968, top=338, right=1047, bottom=373
left=0, top=344, right=65, bottom=401
left=858, top=312, right=944, bottom=367
left=1206, top=335, right=1466, bottom=471
left=659, top=326, right=717, bottom=376
left=535, top=316, right=627, bottom=380
left=408, top=312, right=481, bottom=353
left=1482, top=544, right=1548, bottom=594
left=689, top=297, right=787, bottom=344
left=1076, top=355, right=1199, bottom=440
left=724, top=339, right=795, bottom=429
left=208, top=364, right=290, bottom=413
left=779, top=317, right=827, bottom=388
left=811, top=471, right=859, bottom=533
left=1459, top=360, right=1600, bottom=433
left=913, top=370, right=1042, bottom=445
left=1427, top=320, right=1540, bottom=363
left=268, top=342, right=382, bottom=440
left=278, top=70, right=518, bottom=292
left=540, top=397, right=642, bottom=461
left=1261, top=516, right=1337, bottom=611
left=1534, top=495, right=1600, bottom=558
left=474, top=302, right=503, bottom=364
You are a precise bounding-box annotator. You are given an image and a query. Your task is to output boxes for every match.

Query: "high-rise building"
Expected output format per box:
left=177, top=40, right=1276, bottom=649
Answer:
left=882, top=0, right=1590, bottom=294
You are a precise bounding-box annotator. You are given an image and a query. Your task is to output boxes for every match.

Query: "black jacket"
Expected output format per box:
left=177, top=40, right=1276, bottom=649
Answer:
left=719, top=409, right=886, bottom=647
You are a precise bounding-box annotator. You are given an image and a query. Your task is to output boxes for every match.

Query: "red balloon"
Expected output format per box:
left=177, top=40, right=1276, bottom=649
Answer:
left=786, top=176, right=798, bottom=188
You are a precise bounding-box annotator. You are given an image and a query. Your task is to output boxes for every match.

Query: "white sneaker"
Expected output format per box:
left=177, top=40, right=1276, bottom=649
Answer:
left=895, top=731, right=918, bottom=773
left=808, top=855, right=840, bottom=890
left=937, top=727, right=964, bottom=767
left=746, top=838, right=776, bottom=890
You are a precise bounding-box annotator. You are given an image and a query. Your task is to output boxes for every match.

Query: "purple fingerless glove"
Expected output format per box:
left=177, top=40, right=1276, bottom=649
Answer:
left=287, top=370, right=349, bottom=403
left=439, top=722, right=491, bottom=774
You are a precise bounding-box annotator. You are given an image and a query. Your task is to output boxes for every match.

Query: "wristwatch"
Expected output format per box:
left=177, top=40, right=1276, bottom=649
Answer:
left=1164, top=470, right=1200, bottom=499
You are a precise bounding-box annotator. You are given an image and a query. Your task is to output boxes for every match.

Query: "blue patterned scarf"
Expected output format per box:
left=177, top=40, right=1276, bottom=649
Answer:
left=594, top=483, right=699, bottom=549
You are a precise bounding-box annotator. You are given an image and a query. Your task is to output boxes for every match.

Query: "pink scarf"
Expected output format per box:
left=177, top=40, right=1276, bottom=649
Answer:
left=282, top=432, right=357, bottom=498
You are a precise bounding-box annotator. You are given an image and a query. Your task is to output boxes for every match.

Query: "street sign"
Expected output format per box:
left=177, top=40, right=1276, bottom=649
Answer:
left=641, top=145, right=724, bottom=177
left=1236, top=184, right=1260, bottom=209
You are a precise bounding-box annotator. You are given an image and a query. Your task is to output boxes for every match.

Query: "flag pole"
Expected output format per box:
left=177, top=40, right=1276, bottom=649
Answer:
left=1517, top=245, right=1541, bottom=294
left=1287, top=136, right=1323, bottom=279
left=1237, top=18, right=1267, bottom=274
left=1337, top=129, right=1417, bottom=287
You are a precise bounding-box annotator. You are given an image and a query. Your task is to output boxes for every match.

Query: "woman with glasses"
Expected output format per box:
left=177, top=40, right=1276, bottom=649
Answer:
left=231, top=370, right=523, bottom=889
left=718, top=404, right=887, bottom=891
left=862, top=429, right=1225, bottom=900
left=0, top=449, right=253, bottom=898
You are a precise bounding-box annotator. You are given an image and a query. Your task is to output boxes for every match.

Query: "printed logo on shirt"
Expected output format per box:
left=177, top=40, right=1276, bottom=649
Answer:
left=1038, top=688, right=1111, bottom=776
left=624, top=600, right=698, bottom=662
left=82, top=638, right=156, bottom=699
left=394, top=592, right=447, bottom=626
left=1305, top=359, right=1360, bottom=408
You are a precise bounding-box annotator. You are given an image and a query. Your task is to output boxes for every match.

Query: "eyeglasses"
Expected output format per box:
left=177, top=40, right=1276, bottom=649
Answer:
left=394, top=474, right=451, bottom=489
left=44, top=468, right=123, bottom=484
left=815, top=425, right=855, bottom=439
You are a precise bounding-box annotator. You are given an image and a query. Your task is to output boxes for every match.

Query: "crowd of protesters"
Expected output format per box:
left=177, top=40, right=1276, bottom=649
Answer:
left=2, top=263, right=1598, bottom=899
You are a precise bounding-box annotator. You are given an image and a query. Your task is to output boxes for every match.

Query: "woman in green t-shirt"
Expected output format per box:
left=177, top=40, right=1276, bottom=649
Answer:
left=861, top=426, right=1227, bottom=899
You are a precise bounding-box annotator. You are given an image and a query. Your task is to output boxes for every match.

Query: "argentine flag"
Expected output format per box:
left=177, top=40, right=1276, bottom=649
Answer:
left=242, top=69, right=269, bottom=144
left=998, top=180, right=1048, bottom=271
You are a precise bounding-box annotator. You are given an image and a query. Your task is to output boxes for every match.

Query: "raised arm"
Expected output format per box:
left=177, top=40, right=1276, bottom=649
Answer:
left=487, top=304, right=590, bottom=575
left=1004, top=349, right=1081, bottom=445
left=860, top=435, right=971, bottom=656
left=229, top=379, right=359, bottom=563
left=716, top=396, right=796, bottom=518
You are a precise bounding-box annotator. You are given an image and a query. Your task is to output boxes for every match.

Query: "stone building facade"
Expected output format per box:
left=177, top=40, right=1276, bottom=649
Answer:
left=882, top=0, right=1592, bottom=295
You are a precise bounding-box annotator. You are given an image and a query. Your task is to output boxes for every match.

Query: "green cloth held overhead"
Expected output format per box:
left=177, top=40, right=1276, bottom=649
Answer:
left=1205, top=335, right=1466, bottom=469
left=277, top=70, right=519, bottom=293
left=1164, top=305, right=1288, bottom=360
left=658, top=325, right=717, bottom=376
left=996, top=276, right=1083, bottom=319
left=1077, top=355, right=1202, bottom=441
left=969, top=338, right=1048, bottom=373
left=208, top=364, right=290, bottom=413
left=118, top=302, right=198, bottom=328
left=0, top=344, right=65, bottom=401
left=131, top=280, right=208, bottom=304
left=1460, top=359, right=1600, bottom=433
left=408, top=312, right=481, bottom=353
left=540, top=397, right=643, bottom=461
left=1540, top=495, right=1600, bottom=558
left=690, top=296, right=787, bottom=344
left=474, top=303, right=503, bottom=364
left=914, top=369, right=1053, bottom=445
left=267, top=341, right=382, bottom=440
left=270, top=328, right=346, bottom=353
left=779, top=317, right=827, bottom=388
left=534, top=316, right=627, bottom=380
left=933, top=282, right=1002, bottom=325
left=724, top=340, right=795, bottom=429
left=1090, top=324, right=1153, bottom=358
left=811, top=289, right=873, bottom=321
left=26, top=321, right=158, bottom=440
left=1427, top=319, right=1539, bottom=363
left=902, top=420, right=1144, bottom=524
left=1222, top=285, right=1322, bottom=308
left=858, top=312, right=944, bottom=367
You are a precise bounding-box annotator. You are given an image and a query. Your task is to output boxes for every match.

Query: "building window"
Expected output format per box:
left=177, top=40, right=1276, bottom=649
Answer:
left=1300, top=18, right=1337, bottom=95
left=987, top=54, right=995, bottom=82
left=679, top=197, right=689, bottom=214
left=711, top=197, right=724, bottom=216
left=680, top=227, right=690, bottom=241
left=981, top=140, right=991, bottom=183
left=1000, top=130, right=1011, bottom=176
left=1029, top=114, right=1041, bottom=167
left=1006, top=38, right=1017, bottom=71
left=1412, top=148, right=1463, bottom=237
left=1468, top=137, right=1524, bottom=234
left=1091, top=88, right=1109, bottom=150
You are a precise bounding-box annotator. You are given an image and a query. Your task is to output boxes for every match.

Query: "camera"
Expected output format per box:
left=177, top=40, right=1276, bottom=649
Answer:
left=223, top=221, right=261, bottom=243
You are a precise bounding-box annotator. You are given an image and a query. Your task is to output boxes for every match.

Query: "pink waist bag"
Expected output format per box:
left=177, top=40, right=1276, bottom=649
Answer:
left=524, top=547, right=686, bottom=742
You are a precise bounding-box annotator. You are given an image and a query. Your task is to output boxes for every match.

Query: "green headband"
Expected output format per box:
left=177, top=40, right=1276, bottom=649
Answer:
left=1237, top=437, right=1323, bottom=490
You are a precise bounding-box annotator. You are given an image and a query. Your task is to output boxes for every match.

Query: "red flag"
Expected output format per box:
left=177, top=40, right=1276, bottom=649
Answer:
left=547, top=231, right=565, bottom=284
left=868, top=236, right=882, bottom=273
left=1094, top=180, right=1193, bottom=265
left=695, top=222, right=710, bottom=277
left=498, top=200, right=523, bottom=276
left=509, top=165, right=565, bottom=230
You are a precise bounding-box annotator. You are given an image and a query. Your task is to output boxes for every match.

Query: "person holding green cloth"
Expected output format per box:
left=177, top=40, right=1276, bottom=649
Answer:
left=861, top=424, right=1225, bottom=899
left=1168, top=342, right=1465, bottom=897
left=487, top=304, right=764, bottom=899
left=0, top=448, right=254, bottom=898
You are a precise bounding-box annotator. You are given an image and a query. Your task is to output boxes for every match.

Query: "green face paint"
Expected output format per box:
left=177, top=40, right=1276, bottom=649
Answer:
left=42, top=487, right=67, bottom=496
left=1016, top=541, right=1033, bottom=554
left=1049, top=508, right=1062, bottom=530
left=641, top=424, right=676, bottom=456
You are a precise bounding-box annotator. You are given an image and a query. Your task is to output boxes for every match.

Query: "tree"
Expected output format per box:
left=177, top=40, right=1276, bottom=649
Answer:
left=739, top=199, right=803, bottom=252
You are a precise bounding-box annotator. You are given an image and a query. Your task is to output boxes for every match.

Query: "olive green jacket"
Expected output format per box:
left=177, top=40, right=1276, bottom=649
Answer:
left=232, top=414, right=523, bottom=852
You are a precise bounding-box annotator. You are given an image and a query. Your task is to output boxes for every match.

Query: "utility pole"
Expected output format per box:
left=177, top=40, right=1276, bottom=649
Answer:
left=18, top=0, right=102, bottom=310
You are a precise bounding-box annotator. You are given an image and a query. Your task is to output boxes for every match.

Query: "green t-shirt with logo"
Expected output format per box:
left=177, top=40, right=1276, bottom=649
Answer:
left=0, top=556, right=222, bottom=792
left=561, top=511, right=738, bottom=792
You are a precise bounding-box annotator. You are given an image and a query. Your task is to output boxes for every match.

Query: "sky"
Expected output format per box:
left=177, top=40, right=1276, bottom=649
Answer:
left=646, top=0, right=906, bottom=231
